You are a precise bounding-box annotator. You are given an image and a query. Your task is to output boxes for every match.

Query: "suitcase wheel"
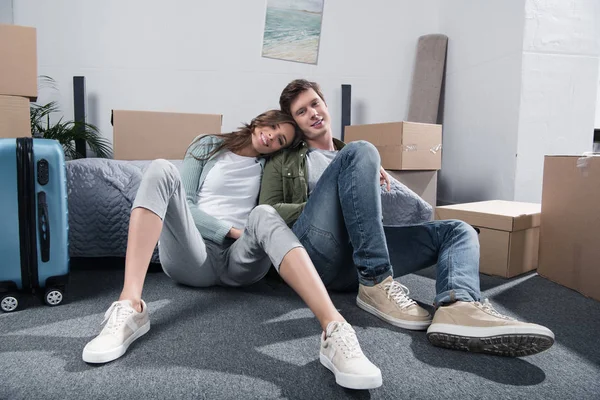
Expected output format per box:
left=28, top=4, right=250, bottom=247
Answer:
left=1, top=294, right=19, bottom=313
left=44, top=288, right=64, bottom=307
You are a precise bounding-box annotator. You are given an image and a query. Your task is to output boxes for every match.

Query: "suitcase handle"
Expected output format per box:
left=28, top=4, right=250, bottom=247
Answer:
left=37, top=191, right=50, bottom=262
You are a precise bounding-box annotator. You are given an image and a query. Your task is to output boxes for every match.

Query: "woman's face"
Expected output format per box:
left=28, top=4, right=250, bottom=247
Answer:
left=251, top=122, right=296, bottom=154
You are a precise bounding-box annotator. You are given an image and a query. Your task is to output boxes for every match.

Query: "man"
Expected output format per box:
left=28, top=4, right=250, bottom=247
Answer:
left=260, top=79, right=554, bottom=359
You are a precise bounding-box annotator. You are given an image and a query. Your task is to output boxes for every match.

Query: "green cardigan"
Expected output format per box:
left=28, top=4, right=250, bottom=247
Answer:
left=258, top=138, right=345, bottom=227
left=181, top=135, right=265, bottom=244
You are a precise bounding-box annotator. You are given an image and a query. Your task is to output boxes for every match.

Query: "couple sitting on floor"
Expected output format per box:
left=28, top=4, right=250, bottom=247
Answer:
left=82, top=79, right=555, bottom=390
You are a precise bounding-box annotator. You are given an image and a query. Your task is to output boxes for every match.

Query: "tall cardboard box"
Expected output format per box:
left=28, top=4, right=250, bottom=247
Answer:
left=344, top=121, right=442, bottom=170
left=387, top=170, right=437, bottom=208
left=538, top=155, right=600, bottom=301
left=112, top=110, right=222, bottom=160
left=0, top=24, right=38, bottom=99
left=0, top=95, right=31, bottom=138
left=436, top=201, right=541, bottom=278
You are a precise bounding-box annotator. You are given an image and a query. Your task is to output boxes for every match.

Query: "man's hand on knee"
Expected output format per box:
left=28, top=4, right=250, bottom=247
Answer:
left=380, top=167, right=390, bottom=192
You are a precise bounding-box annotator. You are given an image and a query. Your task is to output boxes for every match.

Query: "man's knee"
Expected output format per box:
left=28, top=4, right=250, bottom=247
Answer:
left=447, top=220, right=480, bottom=244
left=343, top=140, right=380, bottom=165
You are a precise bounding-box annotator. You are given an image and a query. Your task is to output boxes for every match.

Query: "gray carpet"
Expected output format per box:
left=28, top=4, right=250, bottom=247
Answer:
left=1, top=265, right=599, bottom=400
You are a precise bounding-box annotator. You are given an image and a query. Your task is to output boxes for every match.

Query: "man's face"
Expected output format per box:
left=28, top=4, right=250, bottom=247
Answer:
left=289, top=88, right=331, bottom=140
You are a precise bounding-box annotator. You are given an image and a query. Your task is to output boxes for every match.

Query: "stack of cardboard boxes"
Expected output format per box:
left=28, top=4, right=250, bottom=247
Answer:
left=344, top=120, right=554, bottom=284
left=345, top=121, right=442, bottom=208
left=434, top=157, right=599, bottom=302
left=537, top=155, right=600, bottom=302
left=435, top=200, right=542, bottom=278
left=0, top=24, right=37, bottom=138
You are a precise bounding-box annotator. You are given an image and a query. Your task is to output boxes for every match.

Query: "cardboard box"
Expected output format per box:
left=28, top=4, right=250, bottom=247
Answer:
left=387, top=170, right=437, bottom=208
left=0, top=95, right=31, bottom=138
left=344, top=121, right=442, bottom=170
left=436, top=200, right=541, bottom=278
left=112, top=110, right=222, bottom=160
left=0, top=24, right=37, bottom=99
left=538, top=155, right=600, bottom=301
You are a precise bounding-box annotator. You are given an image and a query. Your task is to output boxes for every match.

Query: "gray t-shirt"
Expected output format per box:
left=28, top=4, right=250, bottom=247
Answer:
left=306, top=148, right=339, bottom=195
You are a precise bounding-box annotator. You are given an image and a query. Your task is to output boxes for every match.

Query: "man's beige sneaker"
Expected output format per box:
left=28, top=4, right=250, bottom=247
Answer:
left=426, top=299, right=554, bottom=357
left=356, top=276, right=432, bottom=330
left=320, top=321, right=382, bottom=390
left=82, top=300, right=150, bottom=363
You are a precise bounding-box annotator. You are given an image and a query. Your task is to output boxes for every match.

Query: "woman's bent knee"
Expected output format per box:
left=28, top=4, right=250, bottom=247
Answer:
left=140, top=159, right=180, bottom=189
left=248, top=204, right=278, bottom=222
left=146, top=159, right=179, bottom=178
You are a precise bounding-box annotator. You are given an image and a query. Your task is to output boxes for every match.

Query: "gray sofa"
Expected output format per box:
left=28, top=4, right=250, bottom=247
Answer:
left=67, top=159, right=433, bottom=263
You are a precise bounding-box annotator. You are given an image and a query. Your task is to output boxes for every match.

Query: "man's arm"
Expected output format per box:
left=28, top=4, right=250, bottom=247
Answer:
left=259, top=153, right=306, bottom=226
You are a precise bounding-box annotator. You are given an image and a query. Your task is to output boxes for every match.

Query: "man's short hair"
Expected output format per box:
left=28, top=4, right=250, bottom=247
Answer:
left=279, top=79, right=326, bottom=116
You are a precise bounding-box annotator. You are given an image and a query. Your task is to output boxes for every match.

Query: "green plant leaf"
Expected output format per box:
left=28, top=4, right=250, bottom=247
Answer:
left=30, top=101, right=61, bottom=136
left=41, top=120, right=112, bottom=159
left=30, top=76, right=113, bottom=159
left=37, top=75, right=57, bottom=92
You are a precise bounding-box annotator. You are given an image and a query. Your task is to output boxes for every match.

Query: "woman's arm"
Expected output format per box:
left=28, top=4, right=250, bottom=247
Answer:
left=180, top=136, right=234, bottom=244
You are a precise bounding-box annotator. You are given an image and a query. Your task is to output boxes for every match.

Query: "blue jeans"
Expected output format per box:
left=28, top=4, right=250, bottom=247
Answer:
left=384, top=221, right=481, bottom=306
left=292, top=141, right=481, bottom=306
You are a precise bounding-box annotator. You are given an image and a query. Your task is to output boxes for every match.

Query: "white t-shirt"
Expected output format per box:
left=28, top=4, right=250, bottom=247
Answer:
left=306, top=148, right=339, bottom=195
left=196, top=150, right=262, bottom=229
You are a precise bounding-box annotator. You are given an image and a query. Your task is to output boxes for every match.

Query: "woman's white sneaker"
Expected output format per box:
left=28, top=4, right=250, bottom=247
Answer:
left=82, top=300, right=150, bottom=363
left=320, top=321, right=382, bottom=390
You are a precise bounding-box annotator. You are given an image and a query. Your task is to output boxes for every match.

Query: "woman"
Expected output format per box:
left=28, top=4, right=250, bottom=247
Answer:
left=82, top=110, right=382, bottom=390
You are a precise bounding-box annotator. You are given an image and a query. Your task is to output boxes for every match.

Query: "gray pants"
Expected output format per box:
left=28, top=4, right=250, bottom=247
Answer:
left=132, top=159, right=302, bottom=287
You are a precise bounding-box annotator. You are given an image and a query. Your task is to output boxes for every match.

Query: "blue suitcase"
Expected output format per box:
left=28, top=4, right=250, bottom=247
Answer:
left=0, top=137, right=69, bottom=312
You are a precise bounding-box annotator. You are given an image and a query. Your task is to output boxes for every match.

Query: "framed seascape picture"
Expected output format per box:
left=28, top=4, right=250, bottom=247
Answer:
left=261, top=0, right=325, bottom=64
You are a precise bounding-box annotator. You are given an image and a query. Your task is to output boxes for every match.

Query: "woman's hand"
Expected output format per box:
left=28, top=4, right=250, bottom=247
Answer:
left=227, top=227, right=243, bottom=240
left=380, top=167, right=390, bottom=192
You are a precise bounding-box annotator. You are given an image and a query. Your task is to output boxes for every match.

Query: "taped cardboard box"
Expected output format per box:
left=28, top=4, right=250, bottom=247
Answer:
left=436, top=200, right=541, bottom=278
left=538, top=155, right=600, bottom=302
left=112, top=110, right=222, bottom=160
left=344, top=121, right=442, bottom=170
left=387, top=170, right=437, bottom=208
left=0, top=95, right=31, bottom=138
left=0, top=24, right=38, bottom=100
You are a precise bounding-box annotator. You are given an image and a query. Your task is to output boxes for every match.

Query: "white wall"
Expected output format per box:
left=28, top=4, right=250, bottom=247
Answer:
left=436, top=0, right=526, bottom=204
left=15, top=0, right=597, bottom=203
left=0, top=0, right=13, bottom=23
left=437, top=0, right=600, bottom=204
left=596, top=61, right=600, bottom=129
left=13, top=0, right=441, bottom=146
left=514, top=0, right=600, bottom=202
